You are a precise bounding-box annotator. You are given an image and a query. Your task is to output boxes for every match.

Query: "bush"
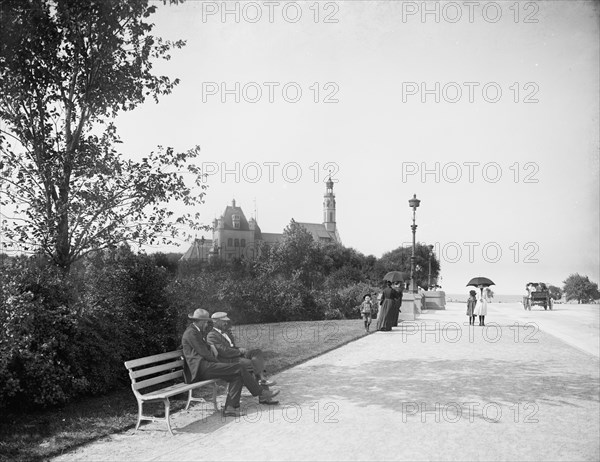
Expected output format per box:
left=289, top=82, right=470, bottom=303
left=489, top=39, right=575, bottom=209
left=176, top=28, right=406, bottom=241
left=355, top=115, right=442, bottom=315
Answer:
left=0, top=248, right=179, bottom=410
left=0, top=259, right=84, bottom=409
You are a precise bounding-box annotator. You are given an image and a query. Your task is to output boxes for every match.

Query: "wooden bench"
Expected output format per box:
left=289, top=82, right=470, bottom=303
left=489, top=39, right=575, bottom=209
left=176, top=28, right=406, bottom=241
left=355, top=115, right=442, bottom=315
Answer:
left=124, top=350, right=219, bottom=436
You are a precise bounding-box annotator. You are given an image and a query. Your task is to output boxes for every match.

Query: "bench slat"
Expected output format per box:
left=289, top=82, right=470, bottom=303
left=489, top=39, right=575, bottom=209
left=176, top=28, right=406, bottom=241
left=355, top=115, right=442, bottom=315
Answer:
left=125, top=350, right=183, bottom=370
left=133, top=370, right=183, bottom=391
left=140, top=380, right=217, bottom=401
left=129, top=360, right=184, bottom=380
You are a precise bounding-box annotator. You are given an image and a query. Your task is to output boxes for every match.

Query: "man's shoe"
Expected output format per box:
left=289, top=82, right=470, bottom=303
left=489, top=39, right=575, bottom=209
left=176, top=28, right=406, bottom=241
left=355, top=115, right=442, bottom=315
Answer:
left=260, top=379, right=277, bottom=387
left=259, top=398, right=280, bottom=405
left=259, top=389, right=280, bottom=402
left=222, top=407, right=245, bottom=417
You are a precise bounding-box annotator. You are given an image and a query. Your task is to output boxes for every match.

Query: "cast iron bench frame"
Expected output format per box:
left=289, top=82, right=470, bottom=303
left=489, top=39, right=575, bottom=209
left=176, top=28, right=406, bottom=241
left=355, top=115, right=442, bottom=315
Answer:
left=124, top=350, right=219, bottom=436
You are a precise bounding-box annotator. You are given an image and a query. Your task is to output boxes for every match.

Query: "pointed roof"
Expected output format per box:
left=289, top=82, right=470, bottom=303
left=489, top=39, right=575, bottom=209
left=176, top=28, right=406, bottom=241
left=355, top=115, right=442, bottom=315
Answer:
left=221, top=200, right=251, bottom=231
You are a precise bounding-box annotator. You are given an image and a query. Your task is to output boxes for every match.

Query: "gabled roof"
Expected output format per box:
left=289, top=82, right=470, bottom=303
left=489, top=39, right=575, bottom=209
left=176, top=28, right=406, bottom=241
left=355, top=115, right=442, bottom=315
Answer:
left=296, top=222, right=338, bottom=242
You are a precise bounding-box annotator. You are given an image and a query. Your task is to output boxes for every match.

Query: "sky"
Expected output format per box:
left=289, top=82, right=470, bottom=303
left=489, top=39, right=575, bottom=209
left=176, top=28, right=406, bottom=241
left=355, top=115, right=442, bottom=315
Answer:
left=106, top=1, right=598, bottom=294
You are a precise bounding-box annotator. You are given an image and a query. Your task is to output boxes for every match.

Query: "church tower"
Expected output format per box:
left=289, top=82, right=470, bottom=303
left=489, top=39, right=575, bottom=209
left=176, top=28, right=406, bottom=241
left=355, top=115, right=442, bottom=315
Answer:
left=323, top=176, right=336, bottom=232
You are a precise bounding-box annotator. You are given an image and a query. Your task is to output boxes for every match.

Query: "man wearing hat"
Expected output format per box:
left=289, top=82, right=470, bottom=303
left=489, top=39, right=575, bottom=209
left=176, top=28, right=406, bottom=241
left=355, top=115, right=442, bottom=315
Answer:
left=207, top=312, right=276, bottom=389
left=182, top=309, right=279, bottom=417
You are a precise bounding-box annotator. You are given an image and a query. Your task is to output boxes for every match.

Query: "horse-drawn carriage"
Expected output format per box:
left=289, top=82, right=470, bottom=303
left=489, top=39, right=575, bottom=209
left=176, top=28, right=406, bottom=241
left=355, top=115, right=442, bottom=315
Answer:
left=523, top=283, right=553, bottom=310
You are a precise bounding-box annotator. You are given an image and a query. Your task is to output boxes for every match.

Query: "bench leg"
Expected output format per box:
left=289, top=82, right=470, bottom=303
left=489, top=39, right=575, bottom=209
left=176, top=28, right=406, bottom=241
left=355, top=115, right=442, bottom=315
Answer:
left=185, top=389, right=193, bottom=411
left=164, top=398, right=174, bottom=436
left=212, top=382, right=219, bottom=411
left=135, top=400, right=143, bottom=431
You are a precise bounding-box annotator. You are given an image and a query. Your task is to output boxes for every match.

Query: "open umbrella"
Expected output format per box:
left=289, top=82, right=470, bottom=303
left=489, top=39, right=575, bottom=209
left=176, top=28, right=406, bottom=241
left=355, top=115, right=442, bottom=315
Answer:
left=466, top=277, right=495, bottom=287
left=383, top=271, right=409, bottom=283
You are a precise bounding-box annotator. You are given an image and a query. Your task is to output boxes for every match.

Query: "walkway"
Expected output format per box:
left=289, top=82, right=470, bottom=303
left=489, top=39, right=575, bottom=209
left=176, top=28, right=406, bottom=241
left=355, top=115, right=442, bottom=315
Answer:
left=54, top=303, right=600, bottom=461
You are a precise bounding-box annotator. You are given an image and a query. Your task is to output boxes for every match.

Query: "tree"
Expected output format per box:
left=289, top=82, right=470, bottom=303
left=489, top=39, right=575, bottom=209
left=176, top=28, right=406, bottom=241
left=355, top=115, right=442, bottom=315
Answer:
left=265, top=220, right=323, bottom=288
left=0, top=0, right=206, bottom=272
left=375, top=243, right=440, bottom=289
left=547, top=284, right=563, bottom=301
left=563, top=274, right=600, bottom=304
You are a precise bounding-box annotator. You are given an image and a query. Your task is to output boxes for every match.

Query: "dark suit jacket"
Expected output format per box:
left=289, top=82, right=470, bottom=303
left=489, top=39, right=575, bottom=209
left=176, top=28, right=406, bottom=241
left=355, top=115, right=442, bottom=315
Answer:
left=181, top=324, right=218, bottom=383
left=206, top=328, right=242, bottom=361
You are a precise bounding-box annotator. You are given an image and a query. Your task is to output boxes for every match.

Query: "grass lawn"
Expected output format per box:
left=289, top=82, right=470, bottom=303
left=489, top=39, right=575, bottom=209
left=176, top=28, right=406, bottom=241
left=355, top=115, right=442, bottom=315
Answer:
left=0, top=318, right=368, bottom=462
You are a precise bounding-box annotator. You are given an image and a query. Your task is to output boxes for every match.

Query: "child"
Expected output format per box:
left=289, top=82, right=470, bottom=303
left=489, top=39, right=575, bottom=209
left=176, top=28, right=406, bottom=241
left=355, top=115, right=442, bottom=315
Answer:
left=466, top=290, right=477, bottom=325
left=360, top=294, right=374, bottom=332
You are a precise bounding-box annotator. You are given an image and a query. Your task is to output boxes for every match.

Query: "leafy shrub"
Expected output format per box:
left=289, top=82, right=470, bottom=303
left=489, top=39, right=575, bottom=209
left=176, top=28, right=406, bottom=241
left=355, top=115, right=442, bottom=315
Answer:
left=0, top=259, right=84, bottom=409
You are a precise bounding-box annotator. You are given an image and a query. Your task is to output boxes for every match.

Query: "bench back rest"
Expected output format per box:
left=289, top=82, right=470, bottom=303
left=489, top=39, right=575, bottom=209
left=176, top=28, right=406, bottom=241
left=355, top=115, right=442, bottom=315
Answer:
left=124, top=350, right=185, bottom=394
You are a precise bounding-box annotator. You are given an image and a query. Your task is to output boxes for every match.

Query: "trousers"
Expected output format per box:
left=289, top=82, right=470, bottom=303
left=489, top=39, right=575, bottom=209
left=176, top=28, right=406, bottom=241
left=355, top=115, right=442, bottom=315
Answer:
left=200, top=361, right=263, bottom=408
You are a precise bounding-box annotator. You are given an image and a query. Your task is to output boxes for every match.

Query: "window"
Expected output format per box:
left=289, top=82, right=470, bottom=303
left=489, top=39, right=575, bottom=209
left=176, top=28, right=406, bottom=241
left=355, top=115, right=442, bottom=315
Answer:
left=241, top=239, right=246, bottom=247
left=232, top=214, right=240, bottom=229
left=228, top=238, right=233, bottom=247
left=234, top=239, right=239, bottom=247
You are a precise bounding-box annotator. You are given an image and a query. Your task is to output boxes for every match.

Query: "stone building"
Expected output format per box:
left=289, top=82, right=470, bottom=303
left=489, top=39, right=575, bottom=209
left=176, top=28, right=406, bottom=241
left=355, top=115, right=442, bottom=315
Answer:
left=180, top=177, right=341, bottom=262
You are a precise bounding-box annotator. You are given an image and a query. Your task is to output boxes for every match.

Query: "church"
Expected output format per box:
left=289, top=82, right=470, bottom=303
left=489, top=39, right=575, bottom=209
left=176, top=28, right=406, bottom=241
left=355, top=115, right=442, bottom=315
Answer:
left=180, top=177, right=341, bottom=262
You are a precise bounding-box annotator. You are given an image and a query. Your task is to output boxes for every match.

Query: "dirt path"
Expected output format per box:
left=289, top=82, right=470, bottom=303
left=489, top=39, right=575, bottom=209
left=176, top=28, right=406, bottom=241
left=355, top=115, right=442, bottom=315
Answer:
left=53, top=303, right=600, bottom=461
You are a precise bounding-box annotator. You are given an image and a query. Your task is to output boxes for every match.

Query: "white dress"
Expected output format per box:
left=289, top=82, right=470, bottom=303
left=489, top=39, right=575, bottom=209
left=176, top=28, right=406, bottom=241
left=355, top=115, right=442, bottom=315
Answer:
left=474, top=288, right=489, bottom=316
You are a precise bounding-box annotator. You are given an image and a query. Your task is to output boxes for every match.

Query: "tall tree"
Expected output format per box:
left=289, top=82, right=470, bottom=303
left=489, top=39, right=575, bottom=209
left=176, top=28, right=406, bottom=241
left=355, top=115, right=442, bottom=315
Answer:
left=0, top=0, right=205, bottom=271
left=563, top=274, right=600, bottom=304
left=375, top=243, right=441, bottom=289
left=265, top=220, right=323, bottom=288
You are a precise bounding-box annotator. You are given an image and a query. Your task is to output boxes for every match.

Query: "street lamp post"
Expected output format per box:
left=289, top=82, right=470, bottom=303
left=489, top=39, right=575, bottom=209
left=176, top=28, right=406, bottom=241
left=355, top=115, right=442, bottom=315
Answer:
left=427, top=244, right=434, bottom=290
left=408, top=194, right=420, bottom=294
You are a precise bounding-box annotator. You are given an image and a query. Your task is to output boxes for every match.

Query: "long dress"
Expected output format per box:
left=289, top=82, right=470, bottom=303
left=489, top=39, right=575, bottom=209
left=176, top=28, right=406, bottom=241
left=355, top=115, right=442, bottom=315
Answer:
left=376, top=287, right=399, bottom=331
left=474, top=288, right=489, bottom=316
left=390, top=287, right=403, bottom=327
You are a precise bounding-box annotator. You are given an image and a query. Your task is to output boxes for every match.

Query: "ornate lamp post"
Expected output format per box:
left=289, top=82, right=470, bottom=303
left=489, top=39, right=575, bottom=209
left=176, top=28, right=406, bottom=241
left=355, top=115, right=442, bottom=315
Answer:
left=408, top=194, right=420, bottom=293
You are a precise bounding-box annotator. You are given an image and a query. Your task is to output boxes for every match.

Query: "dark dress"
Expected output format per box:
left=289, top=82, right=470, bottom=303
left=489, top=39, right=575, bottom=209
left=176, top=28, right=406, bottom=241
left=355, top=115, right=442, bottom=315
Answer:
left=390, top=287, right=403, bottom=327
left=376, top=287, right=400, bottom=331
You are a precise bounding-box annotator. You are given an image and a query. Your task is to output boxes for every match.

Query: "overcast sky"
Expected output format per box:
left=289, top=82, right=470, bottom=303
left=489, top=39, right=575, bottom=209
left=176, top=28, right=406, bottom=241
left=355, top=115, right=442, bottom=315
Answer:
left=113, top=0, right=599, bottom=294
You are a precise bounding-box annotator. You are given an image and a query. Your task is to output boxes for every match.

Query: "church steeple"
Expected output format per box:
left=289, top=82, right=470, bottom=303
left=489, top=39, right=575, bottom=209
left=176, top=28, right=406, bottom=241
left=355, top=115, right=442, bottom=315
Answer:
left=323, top=176, right=336, bottom=232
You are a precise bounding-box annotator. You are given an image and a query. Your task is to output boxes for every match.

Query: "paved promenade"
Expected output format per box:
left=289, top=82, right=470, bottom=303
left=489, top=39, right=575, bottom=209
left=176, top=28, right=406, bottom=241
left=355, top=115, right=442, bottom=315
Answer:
left=54, top=303, right=600, bottom=461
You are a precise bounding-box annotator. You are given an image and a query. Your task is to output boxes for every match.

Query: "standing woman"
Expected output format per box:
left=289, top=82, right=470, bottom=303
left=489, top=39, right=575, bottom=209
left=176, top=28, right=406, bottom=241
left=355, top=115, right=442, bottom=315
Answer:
left=390, top=281, right=403, bottom=327
left=474, top=284, right=490, bottom=326
left=376, top=281, right=399, bottom=332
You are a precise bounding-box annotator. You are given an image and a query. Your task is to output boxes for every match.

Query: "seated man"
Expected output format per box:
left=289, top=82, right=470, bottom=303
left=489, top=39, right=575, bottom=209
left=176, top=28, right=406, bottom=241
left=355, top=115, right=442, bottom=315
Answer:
left=207, top=312, right=276, bottom=388
left=182, top=309, right=280, bottom=417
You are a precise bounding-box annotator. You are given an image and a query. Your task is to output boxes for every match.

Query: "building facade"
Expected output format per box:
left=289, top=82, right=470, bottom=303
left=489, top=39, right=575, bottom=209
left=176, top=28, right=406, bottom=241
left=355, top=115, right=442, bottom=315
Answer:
left=180, top=178, right=341, bottom=262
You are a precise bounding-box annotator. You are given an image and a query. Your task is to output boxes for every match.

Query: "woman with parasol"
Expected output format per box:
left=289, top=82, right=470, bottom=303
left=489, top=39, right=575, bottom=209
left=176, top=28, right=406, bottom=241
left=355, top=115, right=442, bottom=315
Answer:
left=376, top=271, right=405, bottom=332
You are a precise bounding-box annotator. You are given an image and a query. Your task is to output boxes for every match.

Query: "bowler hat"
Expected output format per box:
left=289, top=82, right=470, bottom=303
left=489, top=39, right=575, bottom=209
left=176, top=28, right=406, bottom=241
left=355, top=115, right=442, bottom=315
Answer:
left=211, top=311, right=231, bottom=321
left=188, top=309, right=211, bottom=321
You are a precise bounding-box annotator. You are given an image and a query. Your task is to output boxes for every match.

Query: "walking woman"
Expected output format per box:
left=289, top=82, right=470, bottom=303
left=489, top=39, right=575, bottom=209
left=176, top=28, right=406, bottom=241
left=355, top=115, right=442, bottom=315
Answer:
left=474, top=284, right=490, bottom=326
left=376, top=281, right=400, bottom=331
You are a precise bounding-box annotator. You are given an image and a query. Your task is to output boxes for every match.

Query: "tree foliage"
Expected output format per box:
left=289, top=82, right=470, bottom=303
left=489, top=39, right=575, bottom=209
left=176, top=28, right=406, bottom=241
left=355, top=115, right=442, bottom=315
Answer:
left=563, top=274, right=600, bottom=304
left=0, top=0, right=205, bottom=271
left=547, top=284, right=563, bottom=301
left=375, top=243, right=441, bottom=289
